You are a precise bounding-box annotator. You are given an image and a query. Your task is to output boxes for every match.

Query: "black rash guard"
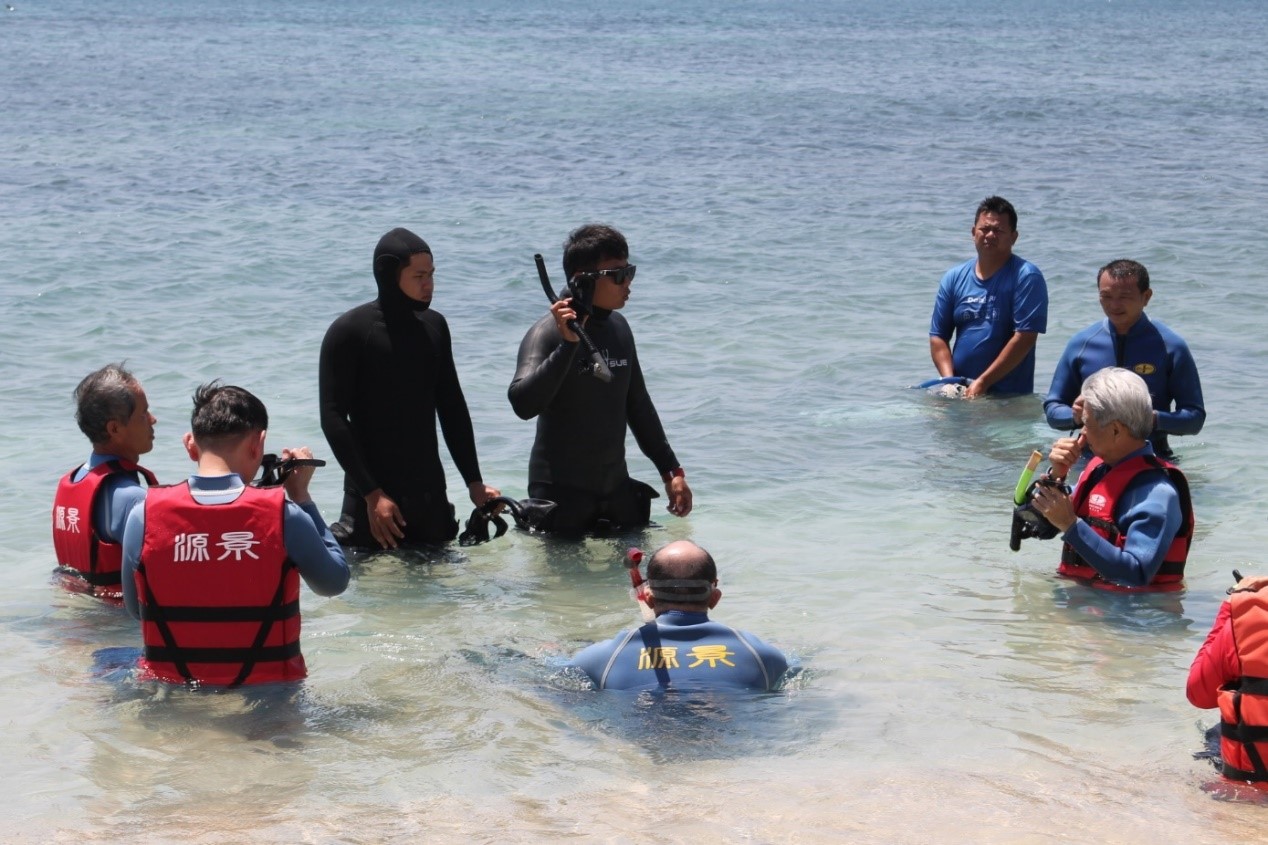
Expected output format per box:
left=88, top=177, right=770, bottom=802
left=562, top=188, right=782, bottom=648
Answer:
left=508, top=308, right=678, bottom=496
left=319, top=232, right=483, bottom=544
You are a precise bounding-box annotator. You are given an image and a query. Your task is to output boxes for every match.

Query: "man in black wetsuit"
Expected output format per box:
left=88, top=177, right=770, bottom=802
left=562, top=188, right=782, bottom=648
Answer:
left=508, top=224, right=692, bottom=534
left=319, top=228, right=499, bottom=549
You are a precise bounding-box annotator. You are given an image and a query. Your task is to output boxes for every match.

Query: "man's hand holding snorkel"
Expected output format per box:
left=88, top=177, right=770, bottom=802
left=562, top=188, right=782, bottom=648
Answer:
left=1029, top=431, right=1087, bottom=534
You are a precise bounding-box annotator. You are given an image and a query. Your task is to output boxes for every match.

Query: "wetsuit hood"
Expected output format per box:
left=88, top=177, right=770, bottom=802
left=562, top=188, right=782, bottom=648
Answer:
left=374, top=228, right=432, bottom=315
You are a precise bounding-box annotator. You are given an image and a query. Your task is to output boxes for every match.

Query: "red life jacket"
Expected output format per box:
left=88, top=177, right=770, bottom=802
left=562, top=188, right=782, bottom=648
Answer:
left=52, top=459, right=158, bottom=601
left=1057, top=453, right=1193, bottom=592
left=136, top=482, right=304, bottom=686
left=1218, top=591, right=1268, bottom=784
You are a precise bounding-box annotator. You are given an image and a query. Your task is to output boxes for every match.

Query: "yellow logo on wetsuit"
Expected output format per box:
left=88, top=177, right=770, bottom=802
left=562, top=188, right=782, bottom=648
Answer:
left=639, top=647, right=680, bottom=670
left=1134, top=363, right=1156, bottom=375
left=639, top=644, right=739, bottom=670
left=688, top=645, right=737, bottom=668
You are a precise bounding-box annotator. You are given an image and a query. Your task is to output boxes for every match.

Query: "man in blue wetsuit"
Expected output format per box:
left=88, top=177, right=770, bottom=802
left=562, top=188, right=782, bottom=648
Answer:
left=1043, top=259, right=1204, bottom=458
left=52, top=364, right=159, bottom=601
left=568, top=541, right=787, bottom=691
left=929, top=196, right=1048, bottom=397
left=1030, top=367, right=1194, bottom=591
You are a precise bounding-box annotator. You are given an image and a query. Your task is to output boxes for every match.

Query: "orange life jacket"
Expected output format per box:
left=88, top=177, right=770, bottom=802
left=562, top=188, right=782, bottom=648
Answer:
left=1218, top=591, right=1268, bottom=783
left=136, top=483, right=304, bottom=686
left=1058, top=453, right=1193, bottom=591
left=52, top=459, right=157, bottom=601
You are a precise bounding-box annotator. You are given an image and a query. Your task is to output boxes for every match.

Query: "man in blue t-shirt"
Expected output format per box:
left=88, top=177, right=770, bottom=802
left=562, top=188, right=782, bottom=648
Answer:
left=929, top=196, right=1049, bottom=396
left=1043, top=259, right=1204, bottom=458
left=568, top=541, right=788, bottom=691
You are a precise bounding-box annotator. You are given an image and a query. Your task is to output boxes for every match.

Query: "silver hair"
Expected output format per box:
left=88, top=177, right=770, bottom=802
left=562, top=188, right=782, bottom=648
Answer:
left=1081, top=367, right=1153, bottom=440
left=74, top=363, right=139, bottom=444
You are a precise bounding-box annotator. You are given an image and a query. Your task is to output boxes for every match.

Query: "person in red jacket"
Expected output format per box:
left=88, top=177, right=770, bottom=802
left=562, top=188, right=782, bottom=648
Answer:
left=1188, top=575, right=1268, bottom=786
left=121, top=382, right=349, bottom=686
left=52, top=363, right=158, bottom=602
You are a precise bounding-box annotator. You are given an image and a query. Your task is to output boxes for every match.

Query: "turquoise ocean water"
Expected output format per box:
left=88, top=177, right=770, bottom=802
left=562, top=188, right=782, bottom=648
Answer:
left=3, top=0, right=1268, bottom=841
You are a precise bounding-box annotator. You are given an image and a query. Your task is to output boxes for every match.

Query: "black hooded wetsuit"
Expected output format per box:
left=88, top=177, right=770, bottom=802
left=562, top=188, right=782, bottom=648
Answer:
left=319, top=229, right=484, bottom=546
left=508, top=307, right=678, bottom=533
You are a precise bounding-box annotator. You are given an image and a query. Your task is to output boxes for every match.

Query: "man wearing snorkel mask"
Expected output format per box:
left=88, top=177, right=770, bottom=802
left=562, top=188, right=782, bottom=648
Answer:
left=319, top=228, right=500, bottom=550
left=508, top=224, right=692, bottom=534
left=568, top=541, right=787, bottom=691
left=1029, top=367, right=1194, bottom=591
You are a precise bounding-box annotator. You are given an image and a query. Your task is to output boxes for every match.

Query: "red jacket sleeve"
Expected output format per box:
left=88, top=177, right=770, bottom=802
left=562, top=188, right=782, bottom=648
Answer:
left=1187, top=601, right=1239, bottom=709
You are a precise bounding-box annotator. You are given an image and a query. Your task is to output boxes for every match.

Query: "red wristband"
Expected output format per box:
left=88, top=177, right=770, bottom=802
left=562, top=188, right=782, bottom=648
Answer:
left=662, top=467, right=685, bottom=482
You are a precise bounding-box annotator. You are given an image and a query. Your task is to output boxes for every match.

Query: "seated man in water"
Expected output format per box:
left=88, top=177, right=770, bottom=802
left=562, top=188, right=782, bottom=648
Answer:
left=1029, top=367, right=1194, bottom=591
left=1043, top=259, right=1204, bottom=458
left=1188, top=574, right=1268, bottom=786
left=568, top=540, right=787, bottom=691
left=121, top=382, right=349, bottom=686
left=52, top=363, right=159, bottom=602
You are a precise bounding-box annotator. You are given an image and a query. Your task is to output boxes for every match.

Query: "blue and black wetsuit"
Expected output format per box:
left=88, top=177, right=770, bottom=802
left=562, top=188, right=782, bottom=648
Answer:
left=1044, top=314, right=1204, bottom=456
left=568, top=611, right=788, bottom=691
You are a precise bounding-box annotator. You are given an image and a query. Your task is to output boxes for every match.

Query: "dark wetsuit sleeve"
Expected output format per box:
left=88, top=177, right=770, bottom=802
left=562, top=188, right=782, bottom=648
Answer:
left=625, top=345, right=679, bottom=475
left=431, top=315, right=483, bottom=486
left=508, top=315, right=581, bottom=420
left=319, top=314, right=379, bottom=496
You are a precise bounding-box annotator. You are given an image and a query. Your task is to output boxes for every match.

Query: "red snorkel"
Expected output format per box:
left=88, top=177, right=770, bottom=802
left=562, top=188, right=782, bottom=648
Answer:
left=626, top=547, right=655, bottom=622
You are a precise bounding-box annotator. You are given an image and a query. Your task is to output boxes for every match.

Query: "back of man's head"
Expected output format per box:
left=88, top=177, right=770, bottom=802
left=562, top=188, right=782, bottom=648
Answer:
left=1082, top=367, right=1153, bottom=440
left=74, top=363, right=138, bottom=445
left=647, top=540, right=718, bottom=610
left=562, top=223, right=628, bottom=279
left=190, top=382, right=268, bottom=449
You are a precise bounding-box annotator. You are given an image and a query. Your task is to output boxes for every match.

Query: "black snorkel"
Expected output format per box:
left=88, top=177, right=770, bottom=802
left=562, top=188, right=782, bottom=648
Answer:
left=253, top=453, right=326, bottom=488
left=534, top=253, right=613, bottom=383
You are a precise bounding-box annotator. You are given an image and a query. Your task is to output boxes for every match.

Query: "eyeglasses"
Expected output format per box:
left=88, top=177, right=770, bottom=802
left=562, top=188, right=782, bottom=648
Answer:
left=580, top=264, right=637, bottom=285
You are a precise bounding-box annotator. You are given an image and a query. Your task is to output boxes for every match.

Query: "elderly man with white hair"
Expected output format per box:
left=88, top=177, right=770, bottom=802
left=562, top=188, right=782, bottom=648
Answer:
left=1031, top=366, right=1195, bottom=591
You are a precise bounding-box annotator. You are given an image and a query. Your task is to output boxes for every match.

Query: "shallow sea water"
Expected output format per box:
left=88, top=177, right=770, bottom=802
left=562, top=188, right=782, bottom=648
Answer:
left=3, top=0, right=1268, bottom=841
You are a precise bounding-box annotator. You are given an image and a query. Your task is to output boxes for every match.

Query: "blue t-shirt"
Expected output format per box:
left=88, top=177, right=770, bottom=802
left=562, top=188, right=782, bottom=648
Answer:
left=568, top=610, right=788, bottom=691
left=1044, top=314, right=1205, bottom=446
left=929, top=254, right=1048, bottom=394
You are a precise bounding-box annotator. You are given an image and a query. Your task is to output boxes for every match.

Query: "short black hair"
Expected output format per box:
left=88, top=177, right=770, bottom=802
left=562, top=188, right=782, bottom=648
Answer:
left=74, top=363, right=139, bottom=444
left=1098, top=258, right=1150, bottom=293
left=562, top=223, right=628, bottom=279
left=189, top=381, right=268, bottom=445
left=975, top=196, right=1018, bottom=231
